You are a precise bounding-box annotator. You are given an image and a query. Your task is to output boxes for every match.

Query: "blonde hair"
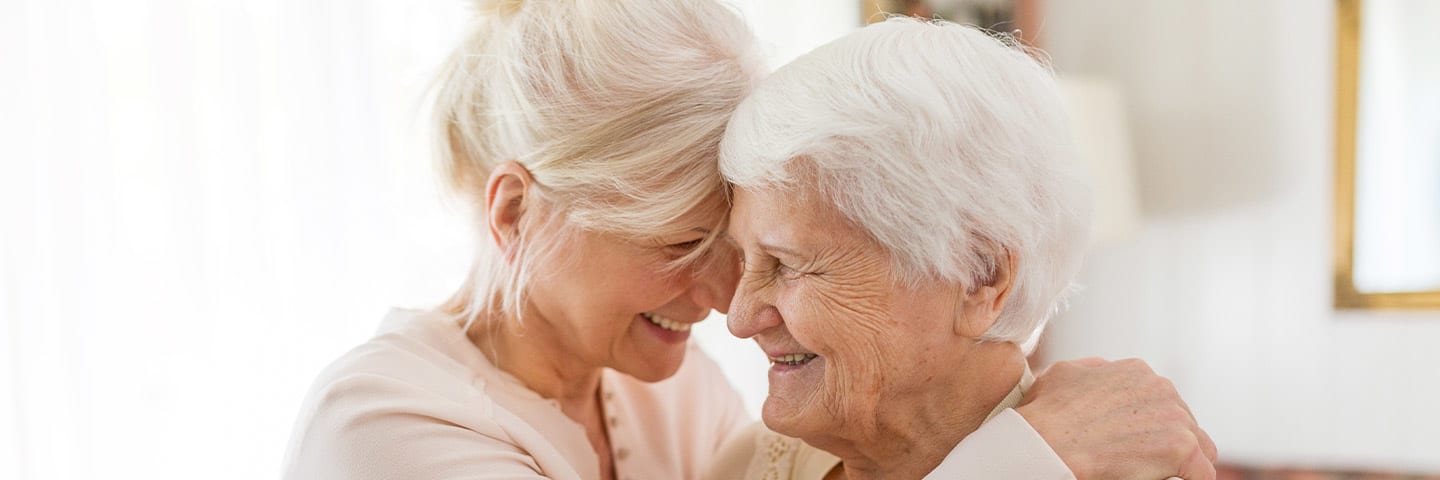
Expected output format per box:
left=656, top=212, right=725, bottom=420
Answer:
left=435, top=0, right=762, bottom=326
left=720, top=18, right=1091, bottom=344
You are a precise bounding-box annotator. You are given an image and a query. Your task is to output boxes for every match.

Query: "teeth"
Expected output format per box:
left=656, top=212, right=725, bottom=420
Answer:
left=642, top=312, right=692, bottom=332
left=768, top=353, right=818, bottom=366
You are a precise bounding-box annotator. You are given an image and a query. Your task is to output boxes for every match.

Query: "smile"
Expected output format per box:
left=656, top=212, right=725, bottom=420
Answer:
left=641, top=312, right=692, bottom=332
left=768, top=353, right=818, bottom=366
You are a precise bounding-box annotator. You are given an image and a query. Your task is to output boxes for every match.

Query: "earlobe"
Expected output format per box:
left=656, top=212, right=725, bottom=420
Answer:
left=953, top=249, right=1019, bottom=338
left=485, top=161, right=534, bottom=256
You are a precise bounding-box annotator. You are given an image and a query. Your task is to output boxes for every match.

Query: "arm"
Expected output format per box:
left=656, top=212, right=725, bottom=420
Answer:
left=1013, top=358, right=1218, bottom=480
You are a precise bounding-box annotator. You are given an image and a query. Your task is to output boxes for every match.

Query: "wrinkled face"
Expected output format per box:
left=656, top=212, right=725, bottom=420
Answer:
left=726, top=183, right=969, bottom=441
left=525, top=196, right=740, bottom=382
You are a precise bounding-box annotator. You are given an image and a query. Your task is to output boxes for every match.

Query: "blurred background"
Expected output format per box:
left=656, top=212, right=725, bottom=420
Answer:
left=1, top=0, right=1436, bottom=479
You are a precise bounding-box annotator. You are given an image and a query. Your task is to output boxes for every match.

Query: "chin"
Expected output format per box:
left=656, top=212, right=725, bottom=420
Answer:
left=620, top=349, right=686, bottom=382
left=760, top=395, right=812, bottom=438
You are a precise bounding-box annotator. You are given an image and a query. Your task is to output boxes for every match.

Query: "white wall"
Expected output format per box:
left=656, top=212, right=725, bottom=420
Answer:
left=1040, top=0, right=1440, bottom=473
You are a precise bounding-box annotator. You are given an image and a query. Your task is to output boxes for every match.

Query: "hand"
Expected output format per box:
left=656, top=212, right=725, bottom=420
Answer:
left=1014, top=358, right=1218, bottom=480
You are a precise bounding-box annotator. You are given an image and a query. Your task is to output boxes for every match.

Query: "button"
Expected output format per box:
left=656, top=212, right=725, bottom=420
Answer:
left=604, top=390, right=614, bottom=401
left=608, top=416, right=619, bottom=428
left=616, top=448, right=630, bottom=461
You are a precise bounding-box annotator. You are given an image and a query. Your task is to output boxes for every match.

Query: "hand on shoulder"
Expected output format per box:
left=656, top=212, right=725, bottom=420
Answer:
left=1015, top=357, right=1219, bottom=480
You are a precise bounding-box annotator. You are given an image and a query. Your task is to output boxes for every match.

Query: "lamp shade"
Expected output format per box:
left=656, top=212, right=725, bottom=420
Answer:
left=1056, top=75, right=1142, bottom=246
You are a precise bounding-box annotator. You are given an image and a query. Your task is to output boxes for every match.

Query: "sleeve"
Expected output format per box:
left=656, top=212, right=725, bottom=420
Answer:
left=920, top=409, right=1075, bottom=480
left=282, top=373, right=571, bottom=480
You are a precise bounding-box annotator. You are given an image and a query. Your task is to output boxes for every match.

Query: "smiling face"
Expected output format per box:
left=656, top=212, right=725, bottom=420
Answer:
left=523, top=196, right=740, bottom=383
left=726, top=182, right=987, bottom=443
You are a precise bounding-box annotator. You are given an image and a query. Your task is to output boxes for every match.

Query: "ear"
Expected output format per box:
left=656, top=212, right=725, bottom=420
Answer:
left=954, top=249, right=1018, bottom=338
left=485, top=161, right=534, bottom=257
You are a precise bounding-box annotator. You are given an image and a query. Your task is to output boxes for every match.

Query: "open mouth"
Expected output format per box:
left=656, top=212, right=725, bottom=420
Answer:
left=768, top=353, right=819, bottom=366
left=641, top=312, right=692, bottom=332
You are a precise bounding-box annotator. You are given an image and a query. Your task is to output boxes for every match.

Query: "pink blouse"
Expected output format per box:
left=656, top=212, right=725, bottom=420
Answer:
left=282, top=308, right=751, bottom=480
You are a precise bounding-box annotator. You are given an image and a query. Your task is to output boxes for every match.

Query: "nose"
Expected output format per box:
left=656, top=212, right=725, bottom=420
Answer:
left=726, top=271, right=781, bottom=340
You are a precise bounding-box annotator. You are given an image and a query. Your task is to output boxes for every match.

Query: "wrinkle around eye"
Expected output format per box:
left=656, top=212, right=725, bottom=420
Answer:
left=777, top=262, right=811, bottom=281
left=739, top=256, right=785, bottom=288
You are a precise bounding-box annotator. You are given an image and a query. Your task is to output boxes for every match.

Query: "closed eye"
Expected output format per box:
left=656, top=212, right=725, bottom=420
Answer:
left=748, top=255, right=808, bottom=280
left=666, top=239, right=705, bottom=252
left=776, top=261, right=812, bottom=280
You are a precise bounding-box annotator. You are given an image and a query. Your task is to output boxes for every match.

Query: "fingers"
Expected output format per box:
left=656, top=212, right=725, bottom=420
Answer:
left=1030, top=355, right=1217, bottom=480
left=1177, top=438, right=1218, bottom=480
left=1195, top=424, right=1218, bottom=463
left=1146, top=367, right=1217, bottom=463
left=1155, top=376, right=1218, bottom=464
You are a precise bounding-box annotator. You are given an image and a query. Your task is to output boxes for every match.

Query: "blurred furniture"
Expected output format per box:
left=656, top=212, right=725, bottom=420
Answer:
left=1055, top=76, right=1142, bottom=246
left=1219, top=464, right=1440, bottom=480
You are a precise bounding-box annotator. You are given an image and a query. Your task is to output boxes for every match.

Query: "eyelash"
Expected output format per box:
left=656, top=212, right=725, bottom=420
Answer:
left=741, top=255, right=809, bottom=280
left=668, top=239, right=704, bottom=251
left=661, top=240, right=707, bottom=262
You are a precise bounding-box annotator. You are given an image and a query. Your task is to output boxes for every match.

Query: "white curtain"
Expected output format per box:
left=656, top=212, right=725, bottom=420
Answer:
left=2, top=1, right=477, bottom=478
left=0, top=1, right=855, bottom=479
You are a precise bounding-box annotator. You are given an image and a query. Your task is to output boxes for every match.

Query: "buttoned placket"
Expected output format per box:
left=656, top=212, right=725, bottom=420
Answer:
left=601, top=380, right=635, bottom=480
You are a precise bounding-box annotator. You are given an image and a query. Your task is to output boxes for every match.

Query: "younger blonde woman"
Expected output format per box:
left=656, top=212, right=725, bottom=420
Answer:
left=282, top=1, right=1216, bottom=479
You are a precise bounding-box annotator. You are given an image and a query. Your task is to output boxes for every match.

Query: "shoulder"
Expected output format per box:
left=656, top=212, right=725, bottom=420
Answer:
left=283, top=310, right=562, bottom=479
left=921, top=409, right=1074, bottom=480
left=300, top=309, right=492, bottom=418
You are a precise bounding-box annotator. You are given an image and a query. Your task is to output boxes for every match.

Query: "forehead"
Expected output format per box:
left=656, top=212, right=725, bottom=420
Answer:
left=728, top=184, right=853, bottom=243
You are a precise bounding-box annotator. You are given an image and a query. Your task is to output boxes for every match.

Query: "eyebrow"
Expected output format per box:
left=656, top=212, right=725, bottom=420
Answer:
left=758, top=241, right=806, bottom=259
left=718, top=231, right=805, bottom=258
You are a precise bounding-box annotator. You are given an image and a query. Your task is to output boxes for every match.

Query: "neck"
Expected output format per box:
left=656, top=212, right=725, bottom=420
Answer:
left=464, top=310, right=604, bottom=410
left=822, top=342, right=1026, bottom=480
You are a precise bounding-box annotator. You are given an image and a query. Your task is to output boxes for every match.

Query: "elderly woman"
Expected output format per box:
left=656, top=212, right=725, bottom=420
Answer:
left=708, top=18, right=1212, bottom=480
left=284, top=2, right=1213, bottom=479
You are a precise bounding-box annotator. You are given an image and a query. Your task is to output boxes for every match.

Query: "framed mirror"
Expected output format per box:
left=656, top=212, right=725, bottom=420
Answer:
left=1334, top=0, right=1440, bottom=308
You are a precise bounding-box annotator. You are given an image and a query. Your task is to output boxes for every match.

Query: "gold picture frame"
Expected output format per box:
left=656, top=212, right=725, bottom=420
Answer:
left=1333, top=0, right=1440, bottom=309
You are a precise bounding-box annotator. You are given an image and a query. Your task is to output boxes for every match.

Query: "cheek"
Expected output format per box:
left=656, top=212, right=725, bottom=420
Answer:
left=782, top=279, right=896, bottom=396
left=585, top=244, right=683, bottom=309
left=787, top=268, right=894, bottom=349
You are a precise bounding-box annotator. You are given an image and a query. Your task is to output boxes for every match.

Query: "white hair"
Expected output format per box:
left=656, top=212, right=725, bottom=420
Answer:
left=435, top=0, right=763, bottom=325
left=719, top=17, right=1091, bottom=344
